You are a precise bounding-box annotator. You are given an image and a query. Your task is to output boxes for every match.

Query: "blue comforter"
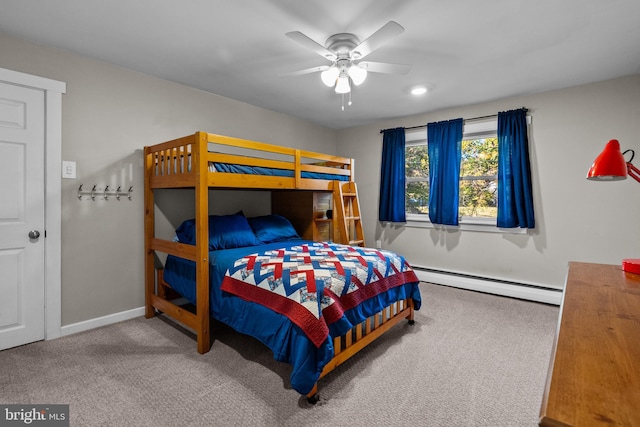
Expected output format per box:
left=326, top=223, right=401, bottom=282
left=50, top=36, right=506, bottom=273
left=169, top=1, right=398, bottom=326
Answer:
left=163, top=240, right=421, bottom=395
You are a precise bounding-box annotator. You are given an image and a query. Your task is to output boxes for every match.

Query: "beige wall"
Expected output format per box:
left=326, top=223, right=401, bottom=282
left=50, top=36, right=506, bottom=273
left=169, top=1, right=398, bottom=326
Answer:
left=0, top=33, right=337, bottom=325
left=337, top=74, right=640, bottom=289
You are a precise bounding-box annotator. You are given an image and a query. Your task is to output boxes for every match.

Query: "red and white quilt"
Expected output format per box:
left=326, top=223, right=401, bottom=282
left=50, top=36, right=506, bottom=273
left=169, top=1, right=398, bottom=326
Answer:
left=220, top=242, right=418, bottom=347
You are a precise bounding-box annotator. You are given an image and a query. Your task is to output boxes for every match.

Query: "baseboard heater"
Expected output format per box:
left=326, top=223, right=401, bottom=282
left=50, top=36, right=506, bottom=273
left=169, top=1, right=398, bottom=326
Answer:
left=411, top=265, right=562, bottom=305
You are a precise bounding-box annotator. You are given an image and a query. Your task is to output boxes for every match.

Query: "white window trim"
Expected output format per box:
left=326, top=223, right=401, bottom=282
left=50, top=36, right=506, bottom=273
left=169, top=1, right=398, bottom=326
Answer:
left=403, top=116, right=532, bottom=234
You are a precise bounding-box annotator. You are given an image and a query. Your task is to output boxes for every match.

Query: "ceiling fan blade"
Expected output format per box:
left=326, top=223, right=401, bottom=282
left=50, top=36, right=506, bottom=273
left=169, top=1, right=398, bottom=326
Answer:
left=281, top=65, right=330, bottom=77
left=359, top=61, right=411, bottom=75
left=285, top=31, right=337, bottom=61
left=352, top=21, right=404, bottom=59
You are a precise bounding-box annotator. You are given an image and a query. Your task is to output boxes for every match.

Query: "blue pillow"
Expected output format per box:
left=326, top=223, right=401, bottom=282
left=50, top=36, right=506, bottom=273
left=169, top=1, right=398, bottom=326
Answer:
left=175, top=213, right=261, bottom=250
left=248, top=214, right=300, bottom=244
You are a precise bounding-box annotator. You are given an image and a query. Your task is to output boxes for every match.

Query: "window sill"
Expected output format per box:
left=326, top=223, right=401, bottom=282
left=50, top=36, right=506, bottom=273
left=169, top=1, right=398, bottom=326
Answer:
left=402, top=215, right=529, bottom=234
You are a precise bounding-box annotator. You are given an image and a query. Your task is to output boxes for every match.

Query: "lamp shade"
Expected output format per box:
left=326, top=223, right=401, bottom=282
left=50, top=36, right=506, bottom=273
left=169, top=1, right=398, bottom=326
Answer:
left=335, top=75, right=351, bottom=94
left=586, top=139, right=628, bottom=181
left=320, top=66, right=339, bottom=87
left=348, top=65, right=367, bottom=86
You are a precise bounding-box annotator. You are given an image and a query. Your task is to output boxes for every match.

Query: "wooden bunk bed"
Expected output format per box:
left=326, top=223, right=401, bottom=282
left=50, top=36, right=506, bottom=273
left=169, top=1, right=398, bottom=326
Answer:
left=144, top=131, right=421, bottom=402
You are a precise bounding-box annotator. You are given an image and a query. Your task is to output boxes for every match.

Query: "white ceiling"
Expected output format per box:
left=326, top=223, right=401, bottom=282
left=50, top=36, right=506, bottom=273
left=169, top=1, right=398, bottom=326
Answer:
left=2, top=0, right=639, bottom=130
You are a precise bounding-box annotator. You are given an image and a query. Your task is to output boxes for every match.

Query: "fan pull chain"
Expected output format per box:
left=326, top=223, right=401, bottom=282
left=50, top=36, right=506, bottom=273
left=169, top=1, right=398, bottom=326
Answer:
left=341, top=91, right=354, bottom=111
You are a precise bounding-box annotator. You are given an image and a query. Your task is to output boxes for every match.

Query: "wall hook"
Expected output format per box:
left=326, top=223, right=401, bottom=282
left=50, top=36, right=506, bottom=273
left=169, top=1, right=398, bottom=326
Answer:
left=77, top=183, right=132, bottom=201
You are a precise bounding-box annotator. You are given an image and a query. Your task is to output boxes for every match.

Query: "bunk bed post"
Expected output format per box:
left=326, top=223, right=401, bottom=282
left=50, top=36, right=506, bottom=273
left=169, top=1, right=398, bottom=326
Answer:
left=332, top=183, right=343, bottom=244
left=144, top=146, right=156, bottom=319
left=194, top=131, right=211, bottom=353
left=349, top=158, right=355, bottom=183
left=294, top=149, right=302, bottom=188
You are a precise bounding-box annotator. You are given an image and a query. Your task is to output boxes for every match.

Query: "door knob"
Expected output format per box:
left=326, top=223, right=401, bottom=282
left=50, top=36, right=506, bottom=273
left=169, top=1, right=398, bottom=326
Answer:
left=28, top=230, right=41, bottom=239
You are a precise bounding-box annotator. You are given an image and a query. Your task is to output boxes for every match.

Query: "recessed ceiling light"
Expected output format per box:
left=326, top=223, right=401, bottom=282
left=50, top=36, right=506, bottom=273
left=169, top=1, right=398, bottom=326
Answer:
left=411, top=87, right=428, bottom=95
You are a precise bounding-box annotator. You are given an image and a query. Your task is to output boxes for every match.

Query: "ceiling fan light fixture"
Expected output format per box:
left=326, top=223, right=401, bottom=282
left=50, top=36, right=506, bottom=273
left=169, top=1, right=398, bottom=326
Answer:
left=320, top=66, right=339, bottom=87
left=348, top=64, right=367, bottom=86
left=335, top=75, right=351, bottom=93
left=286, top=21, right=408, bottom=108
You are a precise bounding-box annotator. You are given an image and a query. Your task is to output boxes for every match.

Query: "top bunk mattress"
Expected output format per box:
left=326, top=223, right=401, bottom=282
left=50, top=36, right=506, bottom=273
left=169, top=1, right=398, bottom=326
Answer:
left=210, top=162, right=350, bottom=181
left=154, top=155, right=350, bottom=181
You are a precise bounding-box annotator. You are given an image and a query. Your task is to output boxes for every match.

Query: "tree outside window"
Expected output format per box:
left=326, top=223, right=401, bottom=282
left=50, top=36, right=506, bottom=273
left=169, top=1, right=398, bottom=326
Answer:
left=459, top=137, right=498, bottom=219
left=405, top=143, right=429, bottom=215
left=405, top=135, right=498, bottom=222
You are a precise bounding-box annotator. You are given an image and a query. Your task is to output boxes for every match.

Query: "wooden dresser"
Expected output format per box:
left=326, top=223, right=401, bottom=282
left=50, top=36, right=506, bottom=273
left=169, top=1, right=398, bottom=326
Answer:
left=539, top=262, right=640, bottom=426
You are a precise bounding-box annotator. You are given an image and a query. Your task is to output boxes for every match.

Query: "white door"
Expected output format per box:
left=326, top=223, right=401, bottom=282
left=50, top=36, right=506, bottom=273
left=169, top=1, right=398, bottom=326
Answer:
left=0, top=81, right=46, bottom=350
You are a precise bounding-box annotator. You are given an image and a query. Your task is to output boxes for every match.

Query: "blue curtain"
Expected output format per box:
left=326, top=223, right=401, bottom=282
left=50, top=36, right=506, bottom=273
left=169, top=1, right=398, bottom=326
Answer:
left=379, top=128, right=406, bottom=222
left=427, top=118, right=463, bottom=225
left=497, top=108, right=535, bottom=228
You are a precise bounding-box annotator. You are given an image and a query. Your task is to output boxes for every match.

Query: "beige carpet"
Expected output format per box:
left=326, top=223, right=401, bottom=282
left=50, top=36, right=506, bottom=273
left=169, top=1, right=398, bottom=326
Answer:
left=0, top=283, right=559, bottom=426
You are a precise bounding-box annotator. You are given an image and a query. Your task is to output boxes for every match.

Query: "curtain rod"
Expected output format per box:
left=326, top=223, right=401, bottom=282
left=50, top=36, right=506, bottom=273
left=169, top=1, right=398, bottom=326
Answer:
left=379, top=108, right=527, bottom=134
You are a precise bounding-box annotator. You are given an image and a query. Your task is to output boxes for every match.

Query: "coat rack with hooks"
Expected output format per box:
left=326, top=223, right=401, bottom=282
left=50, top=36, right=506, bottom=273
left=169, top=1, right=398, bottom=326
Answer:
left=77, top=184, right=133, bottom=201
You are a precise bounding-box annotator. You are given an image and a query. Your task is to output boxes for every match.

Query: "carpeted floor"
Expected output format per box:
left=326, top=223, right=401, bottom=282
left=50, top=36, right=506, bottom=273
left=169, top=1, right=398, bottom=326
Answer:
left=0, top=282, right=559, bottom=426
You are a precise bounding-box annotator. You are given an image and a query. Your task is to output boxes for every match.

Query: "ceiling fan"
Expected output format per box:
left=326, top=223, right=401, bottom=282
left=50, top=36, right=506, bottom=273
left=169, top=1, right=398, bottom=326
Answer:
left=285, top=21, right=411, bottom=101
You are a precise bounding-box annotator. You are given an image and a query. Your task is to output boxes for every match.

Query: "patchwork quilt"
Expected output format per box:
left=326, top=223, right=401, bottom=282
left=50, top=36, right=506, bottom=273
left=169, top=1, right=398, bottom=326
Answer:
left=220, top=242, right=419, bottom=348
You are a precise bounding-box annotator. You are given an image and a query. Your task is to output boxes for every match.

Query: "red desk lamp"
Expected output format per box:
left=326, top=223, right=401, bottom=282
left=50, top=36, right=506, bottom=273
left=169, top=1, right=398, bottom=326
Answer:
left=587, top=139, right=640, bottom=274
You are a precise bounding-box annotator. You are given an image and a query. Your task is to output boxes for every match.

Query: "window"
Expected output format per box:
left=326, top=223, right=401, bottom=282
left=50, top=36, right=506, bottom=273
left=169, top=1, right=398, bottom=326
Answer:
left=459, top=136, right=498, bottom=220
left=405, top=142, right=429, bottom=215
left=405, top=123, right=499, bottom=225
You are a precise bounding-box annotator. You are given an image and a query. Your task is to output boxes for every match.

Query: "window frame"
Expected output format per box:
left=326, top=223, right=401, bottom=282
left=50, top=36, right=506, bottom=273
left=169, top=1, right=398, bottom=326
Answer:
left=404, top=119, right=527, bottom=234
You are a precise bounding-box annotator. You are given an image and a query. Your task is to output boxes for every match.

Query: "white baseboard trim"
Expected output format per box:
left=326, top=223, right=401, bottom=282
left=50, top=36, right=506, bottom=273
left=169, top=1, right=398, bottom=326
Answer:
left=414, top=268, right=562, bottom=305
left=60, top=306, right=146, bottom=337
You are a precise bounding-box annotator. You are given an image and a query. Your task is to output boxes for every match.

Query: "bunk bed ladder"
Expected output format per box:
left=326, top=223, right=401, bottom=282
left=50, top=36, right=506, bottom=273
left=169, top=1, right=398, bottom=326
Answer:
left=334, top=181, right=365, bottom=247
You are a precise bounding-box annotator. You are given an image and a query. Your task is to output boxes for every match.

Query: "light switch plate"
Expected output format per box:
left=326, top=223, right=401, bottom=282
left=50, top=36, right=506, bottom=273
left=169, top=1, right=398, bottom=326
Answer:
left=62, top=161, right=76, bottom=179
